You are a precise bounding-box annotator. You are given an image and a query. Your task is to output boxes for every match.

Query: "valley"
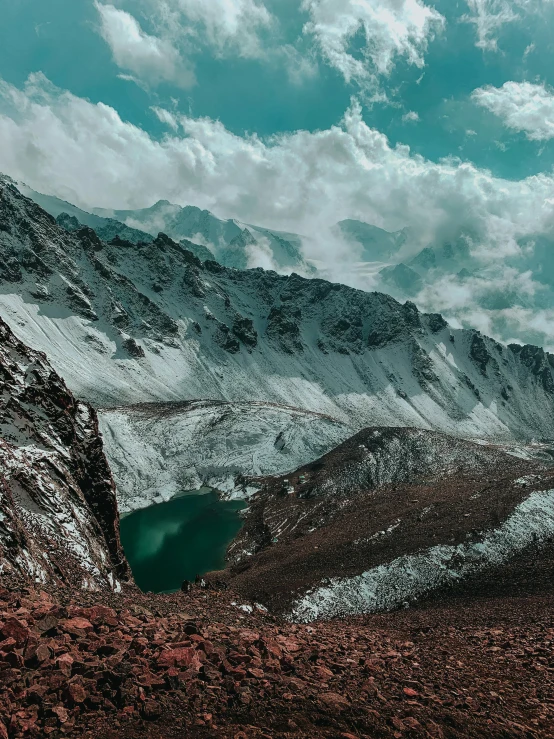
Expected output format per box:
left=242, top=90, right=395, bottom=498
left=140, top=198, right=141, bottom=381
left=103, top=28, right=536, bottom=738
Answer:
left=1, top=178, right=554, bottom=738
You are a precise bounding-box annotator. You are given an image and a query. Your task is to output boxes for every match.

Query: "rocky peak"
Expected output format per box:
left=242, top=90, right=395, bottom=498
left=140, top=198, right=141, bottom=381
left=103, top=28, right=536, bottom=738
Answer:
left=56, top=212, right=81, bottom=232
left=3, top=185, right=554, bottom=440
left=0, top=317, right=131, bottom=590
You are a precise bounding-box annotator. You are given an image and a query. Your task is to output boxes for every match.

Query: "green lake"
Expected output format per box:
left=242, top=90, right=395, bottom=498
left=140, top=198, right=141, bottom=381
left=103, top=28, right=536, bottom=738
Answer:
left=119, top=491, right=246, bottom=593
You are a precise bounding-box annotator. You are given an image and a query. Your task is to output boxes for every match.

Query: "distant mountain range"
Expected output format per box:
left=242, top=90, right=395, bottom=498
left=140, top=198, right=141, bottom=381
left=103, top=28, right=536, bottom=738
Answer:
left=2, top=175, right=554, bottom=447
left=16, top=180, right=311, bottom=273
left=15, top=177, right=554, bottom=351
left=20, top=180, right=418, bottom=272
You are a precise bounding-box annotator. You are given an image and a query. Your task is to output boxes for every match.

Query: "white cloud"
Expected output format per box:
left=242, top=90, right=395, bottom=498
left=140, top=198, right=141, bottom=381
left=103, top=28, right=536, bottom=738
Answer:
left=2, top=74, right=554, bottom=264
left=462, top=1, right=553, bottom=51
left=301, top=0, right=445, bottom=85
left=414, top=269, right=554, bottom=351
left=402, top=110, right=420, bottom=122
left=4, top=73, right=554, bottom=346
left=152, top=106, right=179, bottom=131
left=461, top=0, right=517, bottom=50
left=158, top=0, right=274, bottom=59
left=275, top=45, right=319, bottom=85
left=95, top=2, right=194, bottom=88
left=472, top=81, right=554, bottom=140
left=523, top=41, right=536, bottom=58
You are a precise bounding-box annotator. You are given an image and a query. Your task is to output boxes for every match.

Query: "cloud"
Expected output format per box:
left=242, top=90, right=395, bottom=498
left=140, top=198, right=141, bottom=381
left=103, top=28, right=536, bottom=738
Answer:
left=157, top=0, right=274, bottom=59
left=461, top=1, right=553, bottom=51
left=152, top=106, right=179, bottom=131
left=461, top=0, right=518, bottom=50
left=4, top=73, right=554, bottom=347
left=275, top=45, right=319, bottom=85
left=244, top=236, right=280, bottom=271
left=301, top=0, right=445, bottom=86
left=95, top=2, right=194, bottom=88
left=472, top=81, right=554, bottom=140
left=2, top=73, right=554, bottom=262
left=402, top=110, right=420, bottom=122
left=412, top=267, right=554, bottom=350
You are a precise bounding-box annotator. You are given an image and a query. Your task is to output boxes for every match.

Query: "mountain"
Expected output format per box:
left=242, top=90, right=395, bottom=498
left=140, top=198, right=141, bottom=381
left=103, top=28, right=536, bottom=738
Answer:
left=54, top=210, right=216, bottom=263
left=0, top=315, right=129, bottom=590
left=19, top=181, right=554, bottom=349
left=379, top=262, right=423, bottom=295
left=100, top=400, right=351, bottom=513
left=16, top=181, right=311, bottom=273
left=224, top=426, right=554, bottom=618
left=336, top=219, right=410, bottom=262
left=95, top=199, right=308, bottom=272
left=55, top=211, right=154, bottom=246
left=2, top=178, right=554, bottom=445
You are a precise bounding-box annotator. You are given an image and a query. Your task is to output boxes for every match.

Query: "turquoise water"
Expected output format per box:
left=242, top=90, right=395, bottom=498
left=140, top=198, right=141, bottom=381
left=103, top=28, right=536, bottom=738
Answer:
left=120, top=491, right=245, bottom=593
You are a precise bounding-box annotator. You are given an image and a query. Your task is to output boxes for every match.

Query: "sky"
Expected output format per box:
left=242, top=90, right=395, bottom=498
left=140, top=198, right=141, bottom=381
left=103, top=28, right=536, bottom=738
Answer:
left=2, top=0, right=554, bottom=347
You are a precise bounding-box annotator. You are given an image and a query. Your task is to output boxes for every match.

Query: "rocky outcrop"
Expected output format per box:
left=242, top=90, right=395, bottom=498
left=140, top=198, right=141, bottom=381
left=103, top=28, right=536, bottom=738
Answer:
left=0, top=317, right=130, bottom=590
left=266, top=307, right=303, bottom=354
left=510, top=343, right=554, bottom=393
left=55, top=212, right=80, bottom=232
left=470, top=333, right=496, bottom=376
left=232, top=315, right=258, bottom=349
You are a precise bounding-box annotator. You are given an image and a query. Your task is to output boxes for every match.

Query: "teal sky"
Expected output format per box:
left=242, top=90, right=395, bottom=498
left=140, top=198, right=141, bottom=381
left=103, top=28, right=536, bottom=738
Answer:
left=1, top=0, right=554, bottom=182
left=3, top=0, right=554, bottom=351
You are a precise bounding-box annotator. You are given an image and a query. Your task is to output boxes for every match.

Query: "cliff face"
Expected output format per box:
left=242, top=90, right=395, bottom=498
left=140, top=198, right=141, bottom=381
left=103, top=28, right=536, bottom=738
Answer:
left=0, top=317, right=130, bottom=590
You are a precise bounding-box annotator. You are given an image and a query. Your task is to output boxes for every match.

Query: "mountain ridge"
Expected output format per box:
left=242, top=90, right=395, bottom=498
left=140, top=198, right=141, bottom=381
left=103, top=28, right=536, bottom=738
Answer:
left=2, top=177, right=554, bottom=443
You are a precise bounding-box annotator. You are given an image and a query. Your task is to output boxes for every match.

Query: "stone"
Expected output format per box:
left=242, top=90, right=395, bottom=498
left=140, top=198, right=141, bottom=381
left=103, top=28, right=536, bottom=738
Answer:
left=0, top=618, right=29, bottom=646
left=62, top=617, right=93, bottom=633
left=157, top=647, right=202, bottom=671
left=36, top=644, right=52, bottom=663
left=319, top=692, right=350, bottom=711
left=36, top=614, right=59, bottom=633
left=141, top=700, right=161, bottom=720
left=52, top=705, right=68, bottom=724
left=67, top=683, right=86, bottom=704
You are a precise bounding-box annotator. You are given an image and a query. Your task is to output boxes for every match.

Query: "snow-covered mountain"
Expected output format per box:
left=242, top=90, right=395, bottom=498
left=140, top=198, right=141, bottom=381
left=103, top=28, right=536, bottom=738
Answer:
left=335, top=219, right=410, bottom=262
left=96, top=199, right=308, bottom=272
left=2, top=177, right=554, bottom=444
left=16, top=180, right=311, bottom=273
left=100, top=400, right=351, bottom=512
left=0, top=315, right=129, bottom=590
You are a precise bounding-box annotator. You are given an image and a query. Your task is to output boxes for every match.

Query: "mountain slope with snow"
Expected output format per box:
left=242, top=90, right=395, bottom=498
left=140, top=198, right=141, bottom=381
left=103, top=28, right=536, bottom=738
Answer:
left=99, top=400, right=352, bottom=512
left=223, top=426, right=554, bottom=618
left=2, top=178, right=554, bottom=443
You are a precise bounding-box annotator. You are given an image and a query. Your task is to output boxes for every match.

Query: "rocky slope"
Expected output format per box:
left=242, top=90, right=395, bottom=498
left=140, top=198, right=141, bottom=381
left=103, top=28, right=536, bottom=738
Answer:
left=2, top=179, right=554, bottom=443
left=0, top=316, right=130, bottom=591
left=1, top=578, right=554, bottom=739
left=99, top=401, right=351, bottom=513
left=223, top=427, right=554, bottom=619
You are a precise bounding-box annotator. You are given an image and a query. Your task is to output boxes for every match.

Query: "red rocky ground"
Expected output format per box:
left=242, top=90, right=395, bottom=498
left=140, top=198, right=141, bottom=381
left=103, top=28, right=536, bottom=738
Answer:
left=1, top=575, right=554, bottom=739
